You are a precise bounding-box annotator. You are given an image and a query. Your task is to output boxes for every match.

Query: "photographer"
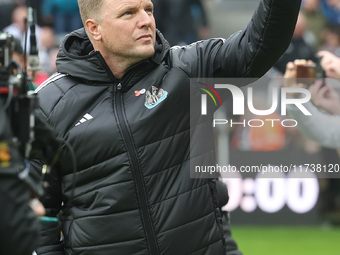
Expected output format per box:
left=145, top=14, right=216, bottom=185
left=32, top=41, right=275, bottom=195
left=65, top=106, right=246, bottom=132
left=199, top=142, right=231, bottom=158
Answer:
left=0, top=101, right=44, bottom=255
left=0, top=26, right=59, bottom=254
left=284, top=58, right=340, bottom=149
left=284, top=54, right=340, bottom=219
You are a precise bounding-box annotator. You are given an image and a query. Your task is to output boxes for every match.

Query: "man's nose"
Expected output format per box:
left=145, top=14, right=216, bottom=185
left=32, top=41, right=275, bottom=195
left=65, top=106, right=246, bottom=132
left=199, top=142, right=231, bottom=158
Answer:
left=137, top=10, right=153, bottom=28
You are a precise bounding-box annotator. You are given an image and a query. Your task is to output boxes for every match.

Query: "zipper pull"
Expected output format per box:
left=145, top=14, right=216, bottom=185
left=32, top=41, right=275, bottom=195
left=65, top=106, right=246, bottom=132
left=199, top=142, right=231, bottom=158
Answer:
left=117, top=83, right=122, bottom=91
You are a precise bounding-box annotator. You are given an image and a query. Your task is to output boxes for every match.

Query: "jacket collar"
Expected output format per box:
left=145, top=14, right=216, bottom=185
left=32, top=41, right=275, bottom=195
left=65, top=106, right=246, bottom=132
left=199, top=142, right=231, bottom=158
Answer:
left=56, top=28, right=170, bottom=84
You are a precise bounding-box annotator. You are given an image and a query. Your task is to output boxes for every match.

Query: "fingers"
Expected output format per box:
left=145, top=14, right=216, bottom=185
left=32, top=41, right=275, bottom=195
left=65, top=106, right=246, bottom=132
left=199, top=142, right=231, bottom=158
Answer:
left=283, top=61, right=296, bottom=79
left=283, top=59, right=318, bottom=92
left=317, top=50, right=330, bottom=58
left=29, top=198, right=46, bottom=217
left=317, top=50, right=335, bottom=63
left=309, top=80, right=327, bottom=98
left=309, top=82, right=331, bottom=107
left=293, top=59, right=308, bottom=66
left=309, top=80, right=324, bottom=92
left=317, top=50, right=340, bottom=78
left=296, top=83, right=306, bottom=89
left=286, top=61, right=295, bottom=70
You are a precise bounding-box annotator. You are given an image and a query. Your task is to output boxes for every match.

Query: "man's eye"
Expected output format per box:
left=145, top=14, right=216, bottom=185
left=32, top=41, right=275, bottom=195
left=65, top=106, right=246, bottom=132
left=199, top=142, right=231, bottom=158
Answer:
left=145, top=8, right=153, bottom=13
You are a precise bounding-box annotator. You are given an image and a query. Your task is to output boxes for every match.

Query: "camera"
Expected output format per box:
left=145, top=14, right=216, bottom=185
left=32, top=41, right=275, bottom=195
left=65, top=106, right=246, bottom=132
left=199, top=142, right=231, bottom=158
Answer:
left=295, top=57, right=326, bottom=87
left=0, top=31, right=38, bottom=160
left=296, top=63, right=317, bottom=79
left=0, top=31, right=58, bottom=196
left=0, top=32, right=13, bottom=81
left=0, top=32, right=23, bottom=89
left=0, top=33, right=13, bottom=77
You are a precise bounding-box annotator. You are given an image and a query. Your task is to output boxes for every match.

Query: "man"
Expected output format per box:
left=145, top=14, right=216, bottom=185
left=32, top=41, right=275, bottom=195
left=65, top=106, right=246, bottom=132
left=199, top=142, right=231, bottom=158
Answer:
left=31, top=0, right=301, bottom=254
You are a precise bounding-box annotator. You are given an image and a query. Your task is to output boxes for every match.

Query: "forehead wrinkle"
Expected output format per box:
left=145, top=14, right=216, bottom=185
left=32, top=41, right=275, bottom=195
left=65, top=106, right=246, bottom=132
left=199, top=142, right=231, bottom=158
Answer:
left=100, top=0, right=154, bottom=21
left=114, top=0, right=153, bottom=10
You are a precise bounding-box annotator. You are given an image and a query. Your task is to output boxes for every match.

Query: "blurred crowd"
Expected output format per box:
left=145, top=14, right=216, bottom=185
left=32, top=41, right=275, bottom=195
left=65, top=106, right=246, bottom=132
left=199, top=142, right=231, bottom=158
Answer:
left=0, top=0, right=82, bottom=85
left=271, top=0, right=340, bottom=221
left=1, top=0, right=339, bottom=84
left=232, top=0, right=340, bottom=152
left=273, top=0, right=340, bottom=74
left=0, top=0, right=209, bottom=85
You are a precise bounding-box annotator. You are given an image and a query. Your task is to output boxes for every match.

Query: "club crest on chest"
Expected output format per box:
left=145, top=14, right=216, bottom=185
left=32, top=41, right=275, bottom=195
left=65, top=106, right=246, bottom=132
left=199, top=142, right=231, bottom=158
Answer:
left=144, top=86, right=168, bottom=109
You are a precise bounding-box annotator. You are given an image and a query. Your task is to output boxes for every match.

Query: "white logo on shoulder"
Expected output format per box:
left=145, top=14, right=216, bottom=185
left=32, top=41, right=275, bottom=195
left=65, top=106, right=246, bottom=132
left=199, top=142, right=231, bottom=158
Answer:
left=75, top=113, right=94, bottom=126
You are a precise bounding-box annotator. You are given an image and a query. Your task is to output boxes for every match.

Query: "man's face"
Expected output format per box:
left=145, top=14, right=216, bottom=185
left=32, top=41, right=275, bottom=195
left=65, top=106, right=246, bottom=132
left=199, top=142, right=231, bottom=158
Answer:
left=97, top=0, right=156, bottom=64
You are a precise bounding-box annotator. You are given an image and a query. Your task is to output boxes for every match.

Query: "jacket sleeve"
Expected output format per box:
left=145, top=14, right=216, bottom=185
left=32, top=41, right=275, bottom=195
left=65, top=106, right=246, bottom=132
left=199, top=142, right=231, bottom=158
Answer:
left=221, top=211, right=243, bottom=255
left=215, top=181, right=243, bottom=255
left=30, top=158, right=64, bottom=255
left=214, top=0, right=301, bottom=78
left=30, top=77, right=69, bottom=254
left=174, top=0, right=302, bottom=78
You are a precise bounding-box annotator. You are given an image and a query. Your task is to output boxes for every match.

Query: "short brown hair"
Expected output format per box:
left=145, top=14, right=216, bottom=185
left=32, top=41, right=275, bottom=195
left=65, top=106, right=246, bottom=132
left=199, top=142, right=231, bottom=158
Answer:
left=77, top=0, right=105, bottom=25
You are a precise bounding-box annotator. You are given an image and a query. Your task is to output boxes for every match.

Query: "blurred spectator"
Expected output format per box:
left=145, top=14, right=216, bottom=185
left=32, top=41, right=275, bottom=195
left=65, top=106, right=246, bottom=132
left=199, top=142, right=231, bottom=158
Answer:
left=0, top=0, right=16, bottom=30
left=12, top=38, right=25, bottom=72
left=284, top=57, right=340, bottom=218
left=328, top=0, right=340, bottom=9
left=34, top=26, right=59, bottom=85
left=153, top=0, right=210, bottom=46
left=0, top=0, right=27, bottom=29
left=11, top=38, right=37, bottom=90
left=285, top=80, right=340, bottom=149
left=34, top=47, right=58, bottom=86
left=301, top=0, right=328, bottom=49
left=42, top=0, right=82, bottom=41
left=2, top=5, right=57, bottom=86
left=319, top=23, right=340, bottom=56
left=3, top=5, right=28, bottom=48
left=38, top=26, right=58, bottom=75
left=274, top=12, right=317, bottom=74
left=11, top=34, right=52, bottom=87
left=320, top=0, right=340, bottom=24
left=3, top=5, right=41, bottom=52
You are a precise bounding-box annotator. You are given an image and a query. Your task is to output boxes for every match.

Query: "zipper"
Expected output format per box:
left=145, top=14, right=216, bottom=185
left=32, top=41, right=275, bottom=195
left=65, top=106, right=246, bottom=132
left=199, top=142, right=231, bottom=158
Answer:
left=95, top=52, right=159, bottom=253
left=114, top=83, right=160, bottom=255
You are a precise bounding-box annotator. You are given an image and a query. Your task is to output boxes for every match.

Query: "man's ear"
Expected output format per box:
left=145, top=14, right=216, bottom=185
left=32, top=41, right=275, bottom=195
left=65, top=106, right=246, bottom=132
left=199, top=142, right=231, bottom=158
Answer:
left=85, top=19, right=101, bottom=41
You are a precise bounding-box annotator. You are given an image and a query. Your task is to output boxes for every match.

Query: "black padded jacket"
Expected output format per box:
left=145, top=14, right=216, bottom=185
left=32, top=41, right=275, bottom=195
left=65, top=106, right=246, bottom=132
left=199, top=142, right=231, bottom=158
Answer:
left=31, top=0, right=301, bottom=254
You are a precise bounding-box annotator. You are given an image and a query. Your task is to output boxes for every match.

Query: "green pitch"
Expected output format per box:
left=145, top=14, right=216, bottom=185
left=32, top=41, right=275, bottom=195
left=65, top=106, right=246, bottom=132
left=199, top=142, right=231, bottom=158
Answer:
left=231, top=226, right=340, bottom=255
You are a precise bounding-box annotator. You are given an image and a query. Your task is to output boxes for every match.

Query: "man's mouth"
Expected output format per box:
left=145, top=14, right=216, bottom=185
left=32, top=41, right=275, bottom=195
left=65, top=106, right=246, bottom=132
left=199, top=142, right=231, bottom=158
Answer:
left=137, top=34, right=152, bottom=41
